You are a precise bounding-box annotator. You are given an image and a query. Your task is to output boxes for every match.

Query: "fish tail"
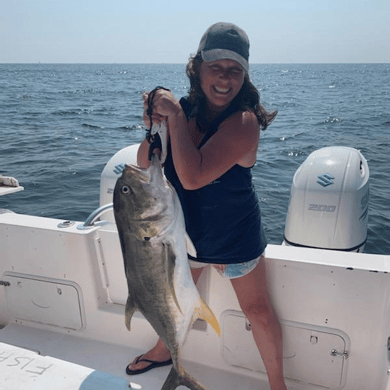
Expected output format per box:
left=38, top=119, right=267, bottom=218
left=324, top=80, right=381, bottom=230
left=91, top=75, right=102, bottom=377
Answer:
left=161, top=365, right=207, bottom=390
left=194, top=298, right=221, bottom=337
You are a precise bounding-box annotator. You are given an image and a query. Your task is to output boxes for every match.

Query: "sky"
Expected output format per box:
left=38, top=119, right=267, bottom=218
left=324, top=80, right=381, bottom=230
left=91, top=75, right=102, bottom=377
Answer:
left=1, top=0, right=389, bottom=64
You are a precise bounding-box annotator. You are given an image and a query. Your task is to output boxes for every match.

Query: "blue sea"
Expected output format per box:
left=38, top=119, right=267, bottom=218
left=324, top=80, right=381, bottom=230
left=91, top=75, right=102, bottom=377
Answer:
left=1, top=63, right=389, bottom=255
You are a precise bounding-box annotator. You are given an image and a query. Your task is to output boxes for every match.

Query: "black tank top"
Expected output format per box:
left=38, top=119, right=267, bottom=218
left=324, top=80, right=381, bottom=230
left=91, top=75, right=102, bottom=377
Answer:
left=164, top=97, right=267, bottom=264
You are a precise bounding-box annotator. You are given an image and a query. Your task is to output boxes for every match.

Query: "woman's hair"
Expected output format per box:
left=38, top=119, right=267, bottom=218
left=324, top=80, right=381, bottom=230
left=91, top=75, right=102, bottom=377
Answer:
left=186, top=53, right=277, bottom=130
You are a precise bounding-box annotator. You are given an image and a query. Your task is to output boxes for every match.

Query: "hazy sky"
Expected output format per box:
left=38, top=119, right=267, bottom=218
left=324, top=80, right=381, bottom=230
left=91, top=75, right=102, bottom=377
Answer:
left=2, top=0, right=389, bottom=63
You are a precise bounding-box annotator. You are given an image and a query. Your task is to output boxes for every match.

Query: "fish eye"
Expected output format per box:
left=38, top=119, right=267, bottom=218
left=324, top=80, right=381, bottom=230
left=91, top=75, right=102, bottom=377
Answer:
left=121, top=185, right=131, bottom=195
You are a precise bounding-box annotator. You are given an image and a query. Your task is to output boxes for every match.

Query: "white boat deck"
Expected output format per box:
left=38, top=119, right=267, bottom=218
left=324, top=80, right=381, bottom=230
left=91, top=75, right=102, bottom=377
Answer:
left=0, top=323, right=276, bottom=390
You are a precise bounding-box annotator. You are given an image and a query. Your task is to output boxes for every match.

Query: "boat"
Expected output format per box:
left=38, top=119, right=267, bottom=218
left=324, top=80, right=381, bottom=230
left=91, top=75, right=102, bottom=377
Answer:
left=1, top=143, right=389, bottom=390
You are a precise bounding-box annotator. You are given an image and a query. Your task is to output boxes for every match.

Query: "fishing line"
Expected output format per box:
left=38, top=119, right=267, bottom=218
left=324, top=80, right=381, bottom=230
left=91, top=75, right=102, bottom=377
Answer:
left=145, top=86, right=170, bottom=160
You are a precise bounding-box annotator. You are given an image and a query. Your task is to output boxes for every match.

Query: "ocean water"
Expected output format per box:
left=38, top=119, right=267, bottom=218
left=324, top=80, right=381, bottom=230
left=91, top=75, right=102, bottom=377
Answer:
left=1, top=63, right=389, bottom=255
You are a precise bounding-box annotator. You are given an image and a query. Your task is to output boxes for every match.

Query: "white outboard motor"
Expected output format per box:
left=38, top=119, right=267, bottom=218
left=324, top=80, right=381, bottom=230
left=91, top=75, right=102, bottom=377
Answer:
left=100, top=144, right=140, bottom=224
left=284, top=146, right=369, bottom=252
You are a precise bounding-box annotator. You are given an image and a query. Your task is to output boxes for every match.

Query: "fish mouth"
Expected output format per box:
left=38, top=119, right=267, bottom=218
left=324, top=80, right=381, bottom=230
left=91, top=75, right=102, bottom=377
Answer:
left=150, top=153, right=163, bottom=167
left=124, top=164, right=145, bottom=173
left=124, top=164, right=149, bottom=181
left=122, top=156, right=163, bottom=185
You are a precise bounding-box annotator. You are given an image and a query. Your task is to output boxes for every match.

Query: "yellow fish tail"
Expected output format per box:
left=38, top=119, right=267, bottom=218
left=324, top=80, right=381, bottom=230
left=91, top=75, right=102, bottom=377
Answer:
left=194, top=298, right=221, bottom=336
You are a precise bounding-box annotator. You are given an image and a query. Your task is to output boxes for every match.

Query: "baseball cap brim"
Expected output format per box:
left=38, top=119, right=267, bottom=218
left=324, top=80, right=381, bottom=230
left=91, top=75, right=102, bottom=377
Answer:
left=201, top=49, right=249, bottom=72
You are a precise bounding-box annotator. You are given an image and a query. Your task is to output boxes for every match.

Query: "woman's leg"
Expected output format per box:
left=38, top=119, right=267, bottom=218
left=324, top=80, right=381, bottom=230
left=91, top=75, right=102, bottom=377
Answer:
left=230, top=256, right=287, bottom=390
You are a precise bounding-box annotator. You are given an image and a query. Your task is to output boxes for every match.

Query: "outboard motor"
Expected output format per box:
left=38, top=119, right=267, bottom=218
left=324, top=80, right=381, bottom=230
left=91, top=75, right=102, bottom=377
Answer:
left=284, top=146, right=369, bottom=252
left=100, top=144, right=140, bottom=224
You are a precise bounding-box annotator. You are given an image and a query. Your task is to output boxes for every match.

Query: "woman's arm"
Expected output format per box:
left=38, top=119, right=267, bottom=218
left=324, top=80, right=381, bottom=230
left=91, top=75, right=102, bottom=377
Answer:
left=144, top=89, right=260, bottom=190
left=169, top=109, right=259, bottom=190
left=137, top=138, right=152, bottom=169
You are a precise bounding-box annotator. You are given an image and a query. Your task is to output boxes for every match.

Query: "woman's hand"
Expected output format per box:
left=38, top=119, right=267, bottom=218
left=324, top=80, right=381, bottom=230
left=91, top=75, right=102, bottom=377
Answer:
left=142, top=92, right=167, bottom=127
left=142, top=89, right=181, bottom=128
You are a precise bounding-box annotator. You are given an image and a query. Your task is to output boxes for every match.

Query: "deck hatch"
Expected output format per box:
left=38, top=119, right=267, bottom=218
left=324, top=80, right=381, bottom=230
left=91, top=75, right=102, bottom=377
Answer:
left=3, top=274, right=84, bottom=330
left=221, top=311, right=348, bottom=389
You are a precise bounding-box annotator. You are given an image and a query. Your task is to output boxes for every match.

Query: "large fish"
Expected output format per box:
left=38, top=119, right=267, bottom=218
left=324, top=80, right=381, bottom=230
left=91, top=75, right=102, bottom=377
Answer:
left=113, top=154, right=221, bottom=390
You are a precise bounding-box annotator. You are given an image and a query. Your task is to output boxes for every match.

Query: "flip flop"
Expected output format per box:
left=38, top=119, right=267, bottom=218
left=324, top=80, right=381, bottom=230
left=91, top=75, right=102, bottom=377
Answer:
left=126, top=354, right=173, bottom=375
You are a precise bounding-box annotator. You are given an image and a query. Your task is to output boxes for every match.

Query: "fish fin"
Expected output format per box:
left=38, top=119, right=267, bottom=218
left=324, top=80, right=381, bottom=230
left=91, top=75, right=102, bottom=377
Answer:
left=194, top=298, right=221, bottom=337
left=161, top=365, right=206, bottom=390
left=185, top=233, right=197, bottom=258
left=164, top=241, right=183, bottom=315
left=125, top=295, right=137, bottom=331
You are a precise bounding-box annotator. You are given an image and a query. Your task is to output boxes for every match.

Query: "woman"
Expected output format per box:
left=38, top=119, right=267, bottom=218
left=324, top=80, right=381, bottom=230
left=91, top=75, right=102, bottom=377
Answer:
left=130, top=22, right=287, bottom=390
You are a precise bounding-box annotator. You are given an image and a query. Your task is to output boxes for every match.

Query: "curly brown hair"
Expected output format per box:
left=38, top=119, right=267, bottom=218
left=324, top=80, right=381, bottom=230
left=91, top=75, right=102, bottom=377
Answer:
left=185, top=53, right=277, bottom=130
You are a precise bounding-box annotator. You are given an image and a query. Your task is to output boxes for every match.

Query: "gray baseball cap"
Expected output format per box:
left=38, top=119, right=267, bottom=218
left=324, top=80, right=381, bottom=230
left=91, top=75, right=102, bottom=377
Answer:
left=198, top=22, right=250, bottom=72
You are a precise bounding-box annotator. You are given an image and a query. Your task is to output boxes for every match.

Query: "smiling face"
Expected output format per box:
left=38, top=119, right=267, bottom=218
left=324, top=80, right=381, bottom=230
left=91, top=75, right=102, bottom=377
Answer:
left=199, top=59, right=245, bottom=113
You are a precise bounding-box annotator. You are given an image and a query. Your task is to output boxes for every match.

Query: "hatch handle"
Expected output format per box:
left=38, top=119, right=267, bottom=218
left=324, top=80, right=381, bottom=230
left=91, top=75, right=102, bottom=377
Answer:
left=331, top=349, right=349, bottom=359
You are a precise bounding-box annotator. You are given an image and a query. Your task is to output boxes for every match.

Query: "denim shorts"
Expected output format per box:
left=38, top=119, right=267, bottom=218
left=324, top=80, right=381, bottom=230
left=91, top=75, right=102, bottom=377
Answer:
left=189, top=255, right=262, bottom=280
